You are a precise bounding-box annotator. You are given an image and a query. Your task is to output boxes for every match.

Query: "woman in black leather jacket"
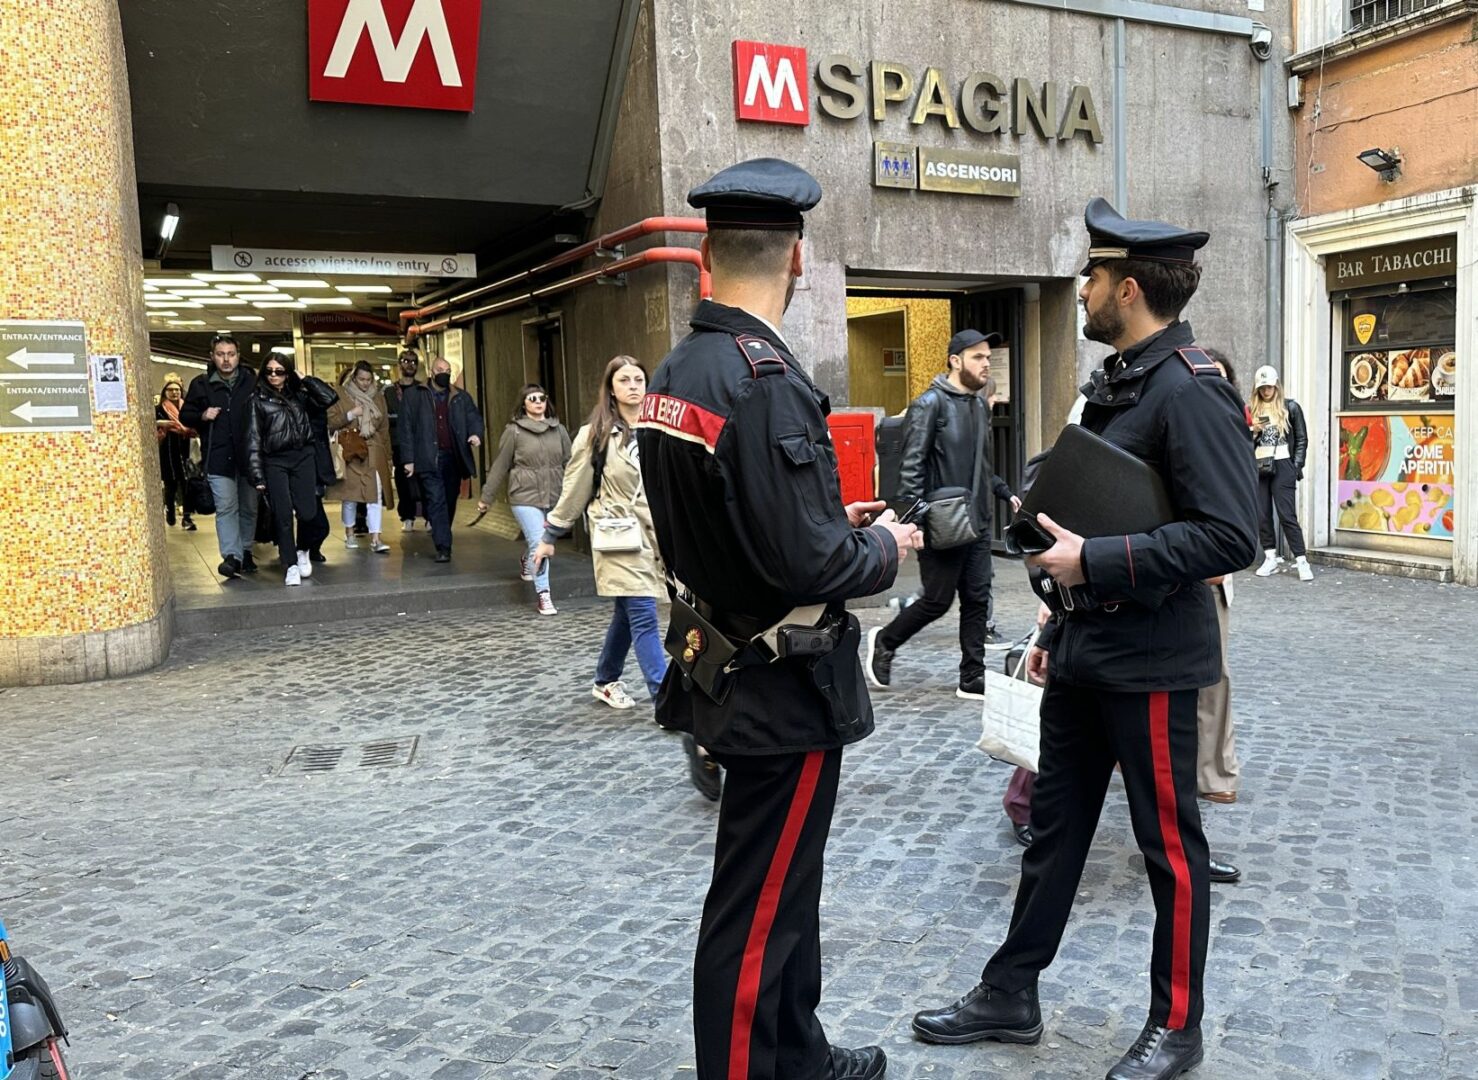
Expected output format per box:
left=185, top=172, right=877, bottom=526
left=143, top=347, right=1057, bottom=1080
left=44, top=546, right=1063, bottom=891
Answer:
left=246, top=358, right=338, bottom=586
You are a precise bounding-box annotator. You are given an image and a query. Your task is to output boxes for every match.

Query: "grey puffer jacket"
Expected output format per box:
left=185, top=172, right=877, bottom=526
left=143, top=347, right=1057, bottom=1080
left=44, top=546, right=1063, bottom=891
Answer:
left=478, top=416, right=573, bottom=509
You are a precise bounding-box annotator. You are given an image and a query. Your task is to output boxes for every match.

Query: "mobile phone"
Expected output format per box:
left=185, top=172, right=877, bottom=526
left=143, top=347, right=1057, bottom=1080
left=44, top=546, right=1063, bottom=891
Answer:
left=889, top=497, right=930, bottom=525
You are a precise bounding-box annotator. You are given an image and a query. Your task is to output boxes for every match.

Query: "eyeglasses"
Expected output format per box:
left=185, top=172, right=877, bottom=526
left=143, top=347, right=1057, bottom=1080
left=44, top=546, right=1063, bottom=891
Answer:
left=263, top=367, right=287, bottom=377
left=525, top=394, right=547, bottom=403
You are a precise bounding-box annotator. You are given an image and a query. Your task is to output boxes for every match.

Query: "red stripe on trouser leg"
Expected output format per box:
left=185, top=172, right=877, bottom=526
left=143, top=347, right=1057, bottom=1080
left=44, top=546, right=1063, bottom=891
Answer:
left=728, top=750, right=824, bottom=1080
left=1148, top=691, right=1193, bottom=1029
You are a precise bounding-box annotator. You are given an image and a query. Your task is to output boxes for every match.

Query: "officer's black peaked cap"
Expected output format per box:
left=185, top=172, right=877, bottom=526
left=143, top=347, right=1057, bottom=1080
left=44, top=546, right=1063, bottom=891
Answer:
left=688, top=158, right=822, bottom=233
left=1080, top=197, right=1209, bottom=276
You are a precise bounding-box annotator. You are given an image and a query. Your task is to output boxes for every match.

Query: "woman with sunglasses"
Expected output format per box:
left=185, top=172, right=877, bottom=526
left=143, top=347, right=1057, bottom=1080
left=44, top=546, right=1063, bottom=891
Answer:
left=476, top=383, right=572, bottom=616
left=245, top=358, right=338, bottom=585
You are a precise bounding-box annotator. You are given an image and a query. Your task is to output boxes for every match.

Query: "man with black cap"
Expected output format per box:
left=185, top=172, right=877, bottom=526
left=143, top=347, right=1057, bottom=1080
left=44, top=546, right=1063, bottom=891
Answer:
left=910, top=198, right=1258, bottom=1080
left=638, top=157, right=923, bottom=1080
left=865, top=328, right=1020, bottom=700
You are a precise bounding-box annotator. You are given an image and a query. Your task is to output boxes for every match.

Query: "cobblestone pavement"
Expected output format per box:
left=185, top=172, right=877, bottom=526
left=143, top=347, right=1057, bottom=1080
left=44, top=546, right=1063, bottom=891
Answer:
left=3, top=562, right=1476, bottom=1079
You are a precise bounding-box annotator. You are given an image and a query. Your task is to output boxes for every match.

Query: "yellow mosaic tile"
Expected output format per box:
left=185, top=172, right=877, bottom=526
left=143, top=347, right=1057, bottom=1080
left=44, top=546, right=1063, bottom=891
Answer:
left=845, top=296, right=953, bottom=402
left=0, top=0, right=171, bottom=638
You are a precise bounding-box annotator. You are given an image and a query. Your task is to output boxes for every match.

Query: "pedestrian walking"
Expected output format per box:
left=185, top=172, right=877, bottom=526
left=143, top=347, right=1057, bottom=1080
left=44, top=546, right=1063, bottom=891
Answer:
left=179, top=334, right=260, bottom=578
left=476, top=383, right=572, bottom=616
left=911, top=198, right=1258, bottom=1080
left=244, top=357, right=338, bottom=586
left=866, top=329, right=1020, bottom=700
left=155, top=373, right=197, bottom=531
left=385, top=349, right=426, bottom=532
left=397, top=356, right=485, bottom=563
left=638, top=158, right=923, bottom=1080
left=1250, top=366, right=1313, bottom=580
left=534, top=358, right=669, bottom=706
left=329, top=361, right=396, bottom=555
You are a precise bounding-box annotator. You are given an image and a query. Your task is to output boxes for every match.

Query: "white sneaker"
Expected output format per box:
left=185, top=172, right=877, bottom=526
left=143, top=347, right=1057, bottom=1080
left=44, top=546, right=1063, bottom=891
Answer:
left=370, top=539, right=390, bottom=554
left=1295, top=556, right=1314, bottom=581
left=401, top=519, right=412, bottom=532
left=592, top=681, right=635, bottom=710
left=344, top=532, right=360, bottom=549
left=284, top=565, right=302, bottom=587
left=1254, top=550, right=1282, bottom=577
left=296, top=550, right=312, bottom=578
left=536, top=589, right=558, bottom=616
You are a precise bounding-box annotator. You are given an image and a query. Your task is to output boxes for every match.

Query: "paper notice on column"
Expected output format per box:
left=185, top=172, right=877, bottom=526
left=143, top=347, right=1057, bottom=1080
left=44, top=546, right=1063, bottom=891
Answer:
left=90, top=354, right=128, bottom=412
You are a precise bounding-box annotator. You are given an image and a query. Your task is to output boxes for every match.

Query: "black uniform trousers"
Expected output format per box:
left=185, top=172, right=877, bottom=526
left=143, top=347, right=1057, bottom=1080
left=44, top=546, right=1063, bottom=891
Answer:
left=262, top=446, right=322, bottom=567
left=695, top=747, right=842, bottom=1080
left=877, top=536, right=994, bottom=682
left=983, top=680, right=1210, bottom=1031
left=1257, top=459, right=1307, bottom=557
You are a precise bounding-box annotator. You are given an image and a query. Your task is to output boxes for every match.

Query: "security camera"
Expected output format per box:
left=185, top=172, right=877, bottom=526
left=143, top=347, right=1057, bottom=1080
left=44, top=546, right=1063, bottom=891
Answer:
left=1249, top=23, right=1273, bottom=61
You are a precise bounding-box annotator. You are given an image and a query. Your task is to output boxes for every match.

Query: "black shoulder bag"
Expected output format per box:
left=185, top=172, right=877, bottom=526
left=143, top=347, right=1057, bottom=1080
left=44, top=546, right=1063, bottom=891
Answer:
left=923, top=399, right=985, bottom=550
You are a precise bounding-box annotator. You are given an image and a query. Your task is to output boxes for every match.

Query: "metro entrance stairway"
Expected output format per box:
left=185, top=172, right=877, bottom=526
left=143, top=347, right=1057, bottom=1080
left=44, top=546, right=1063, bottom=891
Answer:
left=164, top=503, right=598, bottom=636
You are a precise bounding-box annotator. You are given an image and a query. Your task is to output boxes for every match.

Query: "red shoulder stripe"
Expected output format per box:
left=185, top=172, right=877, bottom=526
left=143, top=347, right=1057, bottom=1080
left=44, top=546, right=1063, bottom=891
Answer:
left=637, top=392, right=727, bottom=454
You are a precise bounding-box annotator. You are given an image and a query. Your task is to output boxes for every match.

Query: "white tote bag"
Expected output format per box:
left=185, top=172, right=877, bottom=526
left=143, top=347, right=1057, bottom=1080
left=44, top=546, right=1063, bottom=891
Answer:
left=977, top=629, right=1043, bottom=773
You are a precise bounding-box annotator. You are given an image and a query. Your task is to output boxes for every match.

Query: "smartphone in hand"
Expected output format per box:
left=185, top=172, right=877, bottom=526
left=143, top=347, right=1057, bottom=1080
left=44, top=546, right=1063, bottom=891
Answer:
left=889, top=498, right=930, bottom=526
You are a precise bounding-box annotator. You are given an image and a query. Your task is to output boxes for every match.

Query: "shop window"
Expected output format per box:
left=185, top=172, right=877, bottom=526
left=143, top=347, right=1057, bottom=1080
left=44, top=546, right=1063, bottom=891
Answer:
left=1350, top=0, right=1446, bottom=30
left=1334, top=285, right=1456, bottom=541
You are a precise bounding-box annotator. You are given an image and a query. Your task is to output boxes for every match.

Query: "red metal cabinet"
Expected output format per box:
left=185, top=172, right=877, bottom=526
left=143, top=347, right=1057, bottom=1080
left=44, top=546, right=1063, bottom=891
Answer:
left=827, top=412, right=876, bottom=506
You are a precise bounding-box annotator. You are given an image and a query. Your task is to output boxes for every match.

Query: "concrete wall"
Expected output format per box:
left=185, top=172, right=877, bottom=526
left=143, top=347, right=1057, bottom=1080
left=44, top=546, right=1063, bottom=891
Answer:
left=645, top=0, right=1295, bottom=404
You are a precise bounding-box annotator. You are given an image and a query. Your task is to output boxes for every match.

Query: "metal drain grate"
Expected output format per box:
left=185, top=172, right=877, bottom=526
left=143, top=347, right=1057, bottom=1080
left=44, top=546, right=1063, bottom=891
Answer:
left=278, top=736, right=419, bottom=776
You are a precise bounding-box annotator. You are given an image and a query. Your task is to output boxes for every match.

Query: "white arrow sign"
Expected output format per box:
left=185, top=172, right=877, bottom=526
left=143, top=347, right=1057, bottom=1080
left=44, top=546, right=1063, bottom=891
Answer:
left=11, top=401, right=79, bottom=423
left=6, top=347, right=77, bottom=369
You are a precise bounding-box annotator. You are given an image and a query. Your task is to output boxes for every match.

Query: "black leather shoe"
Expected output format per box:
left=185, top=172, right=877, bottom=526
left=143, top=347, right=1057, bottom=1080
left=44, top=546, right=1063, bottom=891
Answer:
left=829, top=1044, right=886, bottom=1080
left=434, top=548, right=451, bottom=563
left=239, top=552, right=258, bottom=574
left=309, top=550, right=326, bottom=564
left=865, top=627, right=894, bottom=689
left=912, top=982, right=1042, bottom=1045
left=682, top=735, right=722, bottom=801
left=982, top=627, right=1003, bottom=645
left=1106, top=1021, right=1203, bottom=1079
left=1208, top=858, right=1240, bottom=884
left=217, top=555, right=241, bottom=579
left=1012, top=823, right=1035, bottom=848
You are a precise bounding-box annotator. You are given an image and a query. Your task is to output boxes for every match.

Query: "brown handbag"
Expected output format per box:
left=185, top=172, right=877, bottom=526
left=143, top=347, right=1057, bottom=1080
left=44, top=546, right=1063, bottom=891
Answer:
left=339, top=426, right=369, bottom=463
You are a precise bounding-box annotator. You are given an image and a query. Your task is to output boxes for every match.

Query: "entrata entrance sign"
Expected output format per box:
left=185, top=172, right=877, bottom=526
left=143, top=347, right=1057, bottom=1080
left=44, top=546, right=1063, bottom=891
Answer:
left=308, top=0, right=483, bottom=112
left=732, top=41, right=809, bottom=125
left=0, top=320, right=92, bottom=433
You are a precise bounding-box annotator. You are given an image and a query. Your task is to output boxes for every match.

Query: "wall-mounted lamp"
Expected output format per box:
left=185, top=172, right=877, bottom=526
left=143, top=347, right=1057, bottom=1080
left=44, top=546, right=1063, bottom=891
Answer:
left=1357, top=147, right=1402, bottom=183
left=155, top=201, right=181, bottom=260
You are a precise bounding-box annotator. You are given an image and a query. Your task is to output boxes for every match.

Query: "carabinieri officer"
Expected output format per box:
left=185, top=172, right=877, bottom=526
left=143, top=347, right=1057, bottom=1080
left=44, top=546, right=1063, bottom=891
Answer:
left=910, top=198, right=1259, bottom=1080
left=638, top=158, right=923, bottom=1080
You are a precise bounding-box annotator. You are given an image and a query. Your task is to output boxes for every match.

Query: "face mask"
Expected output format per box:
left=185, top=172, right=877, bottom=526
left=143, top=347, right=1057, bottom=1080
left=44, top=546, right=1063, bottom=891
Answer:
left=433, top=372, right=451, bottom=389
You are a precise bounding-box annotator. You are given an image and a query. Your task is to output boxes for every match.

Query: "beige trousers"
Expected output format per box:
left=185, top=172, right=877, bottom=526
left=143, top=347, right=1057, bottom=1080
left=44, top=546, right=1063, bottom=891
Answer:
left=1196, top=584, right=1240, bottom=793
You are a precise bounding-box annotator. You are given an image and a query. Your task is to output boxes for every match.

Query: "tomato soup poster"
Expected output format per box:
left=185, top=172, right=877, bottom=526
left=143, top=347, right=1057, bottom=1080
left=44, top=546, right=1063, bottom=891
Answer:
left=1337, top=415, right=1455, bottom=537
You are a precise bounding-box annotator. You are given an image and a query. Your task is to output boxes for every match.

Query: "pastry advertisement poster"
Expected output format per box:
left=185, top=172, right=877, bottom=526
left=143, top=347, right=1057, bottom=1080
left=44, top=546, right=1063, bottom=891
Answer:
left=1335, top=413, right=1455, bottom=539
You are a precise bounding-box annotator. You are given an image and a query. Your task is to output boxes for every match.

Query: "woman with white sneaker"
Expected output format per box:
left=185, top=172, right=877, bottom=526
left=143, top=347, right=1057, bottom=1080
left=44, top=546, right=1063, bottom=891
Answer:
left=1249, top=366, right=1313, bottom=581
left=534, top=356, right=667, bottom=710
left=476, top=382, right=572, bottom=616
left=329, top=361, right=395, bottom=555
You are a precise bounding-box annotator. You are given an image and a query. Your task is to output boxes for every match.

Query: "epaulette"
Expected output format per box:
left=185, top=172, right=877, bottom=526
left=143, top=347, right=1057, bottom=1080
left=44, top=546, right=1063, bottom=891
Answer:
left=1175, top=347, right=1222, bottom=376
left=734, top=334, right=788, bottom=378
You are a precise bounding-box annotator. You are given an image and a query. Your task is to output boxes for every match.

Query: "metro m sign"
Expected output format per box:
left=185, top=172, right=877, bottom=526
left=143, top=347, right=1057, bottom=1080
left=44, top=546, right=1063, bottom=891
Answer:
left=308, top=0, right=482, bottom=112
left=733, top=41, right=809, bottom=126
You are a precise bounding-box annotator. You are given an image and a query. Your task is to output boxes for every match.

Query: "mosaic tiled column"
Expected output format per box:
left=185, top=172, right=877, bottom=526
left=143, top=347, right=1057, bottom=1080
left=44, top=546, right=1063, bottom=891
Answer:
left=0, top=0, right=173, bottom=684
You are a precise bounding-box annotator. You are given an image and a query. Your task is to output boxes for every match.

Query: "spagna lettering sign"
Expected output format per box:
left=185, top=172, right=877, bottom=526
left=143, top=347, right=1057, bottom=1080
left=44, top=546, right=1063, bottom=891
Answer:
left=733, top=41, right=1103, bottom=144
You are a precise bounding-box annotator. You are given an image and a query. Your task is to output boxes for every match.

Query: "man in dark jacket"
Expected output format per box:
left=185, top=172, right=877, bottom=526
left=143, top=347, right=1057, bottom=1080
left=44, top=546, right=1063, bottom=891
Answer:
left=866, top=329, right=1020, bottom=699
left=397, top=355, right=484, bottom=562
left=178, top=334, right=259, bottom=578
left=639, top=158, right=922, bottom=1080
left=385, top=348, right=425, bottom=531
left=910, top=199, right=1259, bottom=1080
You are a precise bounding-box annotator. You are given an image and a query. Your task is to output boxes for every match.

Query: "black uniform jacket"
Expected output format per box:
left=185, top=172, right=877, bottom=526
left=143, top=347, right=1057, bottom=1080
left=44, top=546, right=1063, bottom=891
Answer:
left=1039, top=321, right=1258, bottom=692
left=898, top=374, right=1014, bottom=519
left=638, top=300, right=901, bottom=755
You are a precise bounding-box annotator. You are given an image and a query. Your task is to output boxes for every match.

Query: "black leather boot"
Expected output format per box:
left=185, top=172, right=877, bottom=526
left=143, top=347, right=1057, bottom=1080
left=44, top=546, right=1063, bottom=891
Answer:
left=1106, top=1021, right=1203, bottom=1079
left=911, top=982, right=1042, bottom=1045
left=829, top=1044, right=886, bottom=1079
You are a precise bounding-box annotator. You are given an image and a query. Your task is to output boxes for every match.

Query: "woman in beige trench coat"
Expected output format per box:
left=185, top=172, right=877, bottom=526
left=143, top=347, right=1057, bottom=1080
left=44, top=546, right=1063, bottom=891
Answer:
left=328, top=360, right=396, bottom=554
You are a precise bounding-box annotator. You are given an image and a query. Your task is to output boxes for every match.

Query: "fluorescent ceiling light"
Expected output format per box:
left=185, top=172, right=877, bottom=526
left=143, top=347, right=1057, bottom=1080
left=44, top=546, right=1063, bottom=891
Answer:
left=174, top=302, right=205, bottom=309
left=168, top=319, right=206, bottom=326
left=146, top=299, right=182, bottom=306
left=271, top=346, right=295, bottom=354
left=148, top=311, right=180, bottom=318
left=197, top=298, right=249, bottom=306
left=171, top=288, right=229, bottom=296
left=150, top=354, right=209, bottom=370
left=252, top=302, right=307, bottom=309
left=192, top=273, right=261, bottom=283
left=335, top=285, right=392, bottom=294
left=143, top=284, right=158, bottom=292
left=226, top=315, right=265, bottom=322
left=160, top=203, right=180, bottom=240
left=268, top=279, right=328, bottom=288
left=299, top=297, right=353, bottom=306
left=144, top=278, right=185, bottom=286
left=227, top=285, right=285, bottom=293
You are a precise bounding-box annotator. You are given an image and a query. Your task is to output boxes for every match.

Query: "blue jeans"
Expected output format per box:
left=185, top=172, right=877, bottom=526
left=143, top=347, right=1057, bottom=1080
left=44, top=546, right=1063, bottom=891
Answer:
left=208, top=473, right=259, bottom=561
left=511, top=504, right=551, bottom=592
left=595, top=596, right=667, bottom=701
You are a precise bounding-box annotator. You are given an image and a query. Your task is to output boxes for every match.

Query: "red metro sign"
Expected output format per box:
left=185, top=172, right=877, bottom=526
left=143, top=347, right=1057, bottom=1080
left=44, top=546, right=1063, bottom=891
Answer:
left=732, top=41, right=810, bottom=126
left=308, top=0, right=483, bottom=112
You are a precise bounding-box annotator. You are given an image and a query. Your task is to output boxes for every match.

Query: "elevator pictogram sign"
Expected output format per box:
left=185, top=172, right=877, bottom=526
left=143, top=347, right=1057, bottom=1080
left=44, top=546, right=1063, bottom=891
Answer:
left=308, top=0, right=484, bottom=112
